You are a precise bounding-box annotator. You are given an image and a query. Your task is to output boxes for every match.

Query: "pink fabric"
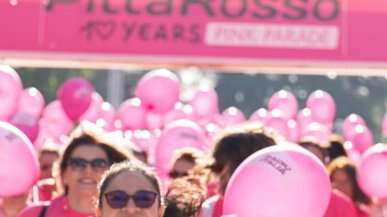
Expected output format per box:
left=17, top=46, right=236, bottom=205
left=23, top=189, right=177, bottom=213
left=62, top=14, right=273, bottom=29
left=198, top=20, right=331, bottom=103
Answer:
left=37, top=185, right=55, bottom=202
left=18, top=196, right=94, bottom=217
left=206, top=182, right=217, bottom=198
left=324, top=190, right=358, bottom=217
left=212, top=196, right=223, bottom=217
left=0, top=208, right=6, bottom=217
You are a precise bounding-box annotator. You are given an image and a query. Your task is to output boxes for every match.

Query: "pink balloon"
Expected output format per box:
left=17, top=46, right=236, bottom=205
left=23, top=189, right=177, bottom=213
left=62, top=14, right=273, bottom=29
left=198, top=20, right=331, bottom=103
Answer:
left=118, top=98, right=147, bottom=130
left=0, top=65, right=23, bottom=121
left=204, top=122, right=221, bottom=142
left=58, top=78, right=94, bottom=122
left=343, top=114, right=366, bottom=138
left=300, top=122, right=331, bottom=145
left=223, top=144, right=331, bottom=217
left=357, top=144, right=387, bottom=198
left=130, top=130, right=156, bottom=153
left=146, top=111, right=164, bottom=130
left=219, top=107, right=246, bottom=127
left=9, top=112, right=40, bottom=143
left=265, top=110, right=289, bottom=138
left=344, top=142, right=361, bottom=164
left=40, top=101, right=74, bottom=138
left=190, top=87, right=219, bottom=122
left=164, top=103, right=193, bottom=126
left=249, top=108, right=269, bottom=124
left=135, top=69, right=180, bottom=113
left=287, top=120, right=300, bottom=143
left=16, top=87, right=45, bottom=118
left=347, top=125, right=373, bottom=153
left=382, top=113, right=387, bottom=137
left=268, top=90, right=298, bottom=120
left=80, top=92, right=103, bottom=123
left=297, top=108, right=314, bottom=131
left=155, top=119, right=207, bottom=176
left=0, top=121, right=40, bottom=196
left=97, top=102, right=116, bottom=131
left=307, top=90, right=336, bottom=123
left=34, top=128, right=56, bottom=150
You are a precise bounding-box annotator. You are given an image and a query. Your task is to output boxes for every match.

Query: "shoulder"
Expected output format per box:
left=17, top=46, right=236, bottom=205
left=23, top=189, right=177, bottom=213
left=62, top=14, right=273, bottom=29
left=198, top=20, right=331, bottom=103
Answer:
left=200, top=195, right=221, bottom=217
left=202, top=195, right=221, bottom=207
left=18, top=196, right=65, bottom=217
left=324, top=190, right=357, bottom=217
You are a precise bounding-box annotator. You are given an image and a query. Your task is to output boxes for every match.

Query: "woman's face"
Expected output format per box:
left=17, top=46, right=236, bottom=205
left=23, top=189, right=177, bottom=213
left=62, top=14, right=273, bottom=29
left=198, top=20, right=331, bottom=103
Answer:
left=39, top=151, right=59, bottom=180
left=62, top=145, right=109, bottom=197
left=169, top=158, right=194, bottom=179
left=100, top=171, right=161, bottom=217
left=331, top=169, right=354, bottom=199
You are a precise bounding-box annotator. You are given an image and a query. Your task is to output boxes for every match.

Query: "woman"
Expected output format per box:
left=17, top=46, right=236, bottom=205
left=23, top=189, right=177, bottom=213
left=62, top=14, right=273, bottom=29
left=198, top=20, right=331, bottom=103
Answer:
left=36, top=144, right=60, bottom=202
left=96, top=161, right=164, bottom=217
left=328, top=157, right=371, bottom=217
left=18, top=123, right=133, bottom=217
left=164, top=175, right=207, bottom=217
left=168, top=148, right=204, bottom=179
left=200, top=124, right=277, bottom=217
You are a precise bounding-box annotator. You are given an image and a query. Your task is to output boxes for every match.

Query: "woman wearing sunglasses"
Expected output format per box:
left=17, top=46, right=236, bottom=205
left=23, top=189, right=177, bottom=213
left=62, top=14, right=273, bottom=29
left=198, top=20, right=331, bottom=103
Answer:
left=200, top=125, right=277, bottom=217
left=19, top=123, right=133, bottom=217
left=96, top=161, right=164, bottom=217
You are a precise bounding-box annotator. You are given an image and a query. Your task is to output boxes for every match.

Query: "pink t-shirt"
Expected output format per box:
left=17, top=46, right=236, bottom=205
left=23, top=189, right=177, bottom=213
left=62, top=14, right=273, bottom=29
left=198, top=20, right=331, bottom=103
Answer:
left=37, top=185, right=55, bottom=203
left=324, top=190, right=358, bottom=217
left=0, top=208, right=6, bottom=217
left=18, top=196, right=94, bottom=217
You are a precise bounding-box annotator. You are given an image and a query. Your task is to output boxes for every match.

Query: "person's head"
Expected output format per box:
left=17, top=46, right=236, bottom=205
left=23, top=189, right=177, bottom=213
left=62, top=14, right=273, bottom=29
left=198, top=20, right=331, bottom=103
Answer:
left=299, top=138, right=328, bottom=164
left=328, top=157, right=370, bottom=205
left=56, top=122, right=133, bottom=198
left=209, top=124, right=278, bottom=195
left=39, top=145, right=60, bottom=180
left=164, top=176, right=207, bottom=217
left=121, top=140, right=148, bottom=164
left=97, top=161, right=164, bottom=217
left=132, top=150, right=148, bottom=164
left=327, top=134, right=347, bottom=163
left=169, top=148, right=204, bottom=179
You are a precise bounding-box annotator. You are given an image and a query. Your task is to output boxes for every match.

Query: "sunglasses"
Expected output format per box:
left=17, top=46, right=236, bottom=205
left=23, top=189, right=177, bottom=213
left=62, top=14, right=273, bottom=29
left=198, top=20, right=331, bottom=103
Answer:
left=67, top=157, right=109, bottom=171
left=168, top=171, right=188, bottom=179
left=104, top=190, right=157, bottom=209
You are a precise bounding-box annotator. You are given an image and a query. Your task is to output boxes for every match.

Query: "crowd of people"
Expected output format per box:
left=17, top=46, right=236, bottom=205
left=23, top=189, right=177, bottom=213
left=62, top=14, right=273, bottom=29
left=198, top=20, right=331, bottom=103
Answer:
left=0, top=121, right=385, bottom=217
left=0, top=67, right=387, bottom=217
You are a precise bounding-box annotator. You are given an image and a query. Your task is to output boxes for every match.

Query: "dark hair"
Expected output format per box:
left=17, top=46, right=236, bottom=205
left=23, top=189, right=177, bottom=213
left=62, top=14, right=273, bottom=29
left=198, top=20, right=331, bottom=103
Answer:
left=164, top=176, right=207, bottom=217
left=57, top=123, right=133, bottom=194
left=172, top=148, right=203, bottom=166
left=209, top=124, right=277, bottom=194
left=210, top=125, right=277, bottom=175
left=97, top=161, right=162, bottom=208
left=328, top=157, right=371, bottom=205
left=327, top=135, right=347, bottom=162
left=299, top=140, right=328, bottom=163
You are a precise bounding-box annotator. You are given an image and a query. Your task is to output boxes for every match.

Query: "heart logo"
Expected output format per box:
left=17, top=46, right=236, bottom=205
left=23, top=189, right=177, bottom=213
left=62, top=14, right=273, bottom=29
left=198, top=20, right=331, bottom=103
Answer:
left=94, top=21, right=116, bottom=40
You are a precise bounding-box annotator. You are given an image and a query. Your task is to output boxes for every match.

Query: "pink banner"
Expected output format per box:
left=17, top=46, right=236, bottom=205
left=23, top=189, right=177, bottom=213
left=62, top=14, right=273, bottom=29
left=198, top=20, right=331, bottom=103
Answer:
left=1, top=0, right=387, bottom=66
